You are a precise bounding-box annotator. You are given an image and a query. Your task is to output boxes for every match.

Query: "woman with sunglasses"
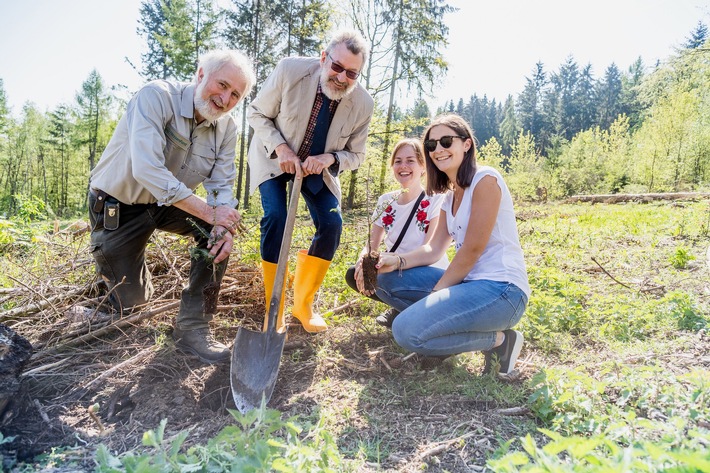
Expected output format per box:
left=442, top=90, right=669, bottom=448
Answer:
left=345, top=138, right=448, bottom=327
left=375, top=114, right=530, bottom=375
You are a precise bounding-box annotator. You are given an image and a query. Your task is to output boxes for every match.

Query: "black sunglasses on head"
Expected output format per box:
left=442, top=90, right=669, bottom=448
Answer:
left=424, top=135, right=466, bottom=152
left=327, top=53, right=360, bottom=80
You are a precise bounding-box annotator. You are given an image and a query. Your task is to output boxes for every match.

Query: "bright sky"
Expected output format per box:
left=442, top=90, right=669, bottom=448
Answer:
left=0, top=0, right=707, bottom=116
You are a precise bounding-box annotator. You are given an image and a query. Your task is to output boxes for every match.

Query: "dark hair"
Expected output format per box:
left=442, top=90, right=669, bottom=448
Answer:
left=422, top=113, right=477, bottom=194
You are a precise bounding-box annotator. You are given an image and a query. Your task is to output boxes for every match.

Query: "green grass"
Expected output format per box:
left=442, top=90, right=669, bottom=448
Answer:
left=3, top=199, right=708, bottom=472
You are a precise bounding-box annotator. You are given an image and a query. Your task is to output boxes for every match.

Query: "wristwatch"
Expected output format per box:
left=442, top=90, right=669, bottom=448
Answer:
left=330, top=152, right=340, bottom=166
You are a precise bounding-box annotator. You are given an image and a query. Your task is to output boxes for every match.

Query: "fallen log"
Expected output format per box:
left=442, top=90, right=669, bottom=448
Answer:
left=566, top=192, right=710, bottom=204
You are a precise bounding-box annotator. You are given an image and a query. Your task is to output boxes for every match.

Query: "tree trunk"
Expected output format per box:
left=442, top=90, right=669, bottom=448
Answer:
left=378, top=1, right=403, bottom=195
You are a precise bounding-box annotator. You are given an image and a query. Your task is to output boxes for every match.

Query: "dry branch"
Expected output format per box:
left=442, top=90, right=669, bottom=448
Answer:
left=33, top=301, right=180, bottom=359
left=81, top=347, right=155, bottom=391
left=0, top=285, right=89, bottom=321
left=590, top=256, right=634, bottom=290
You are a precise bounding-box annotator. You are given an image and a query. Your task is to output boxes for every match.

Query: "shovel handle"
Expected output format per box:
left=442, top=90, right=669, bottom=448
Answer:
left=266, top=176, right=302, bottom=333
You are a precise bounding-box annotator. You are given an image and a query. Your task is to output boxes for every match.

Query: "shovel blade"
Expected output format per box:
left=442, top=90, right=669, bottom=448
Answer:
left=230, top=326, right=287, bottom=413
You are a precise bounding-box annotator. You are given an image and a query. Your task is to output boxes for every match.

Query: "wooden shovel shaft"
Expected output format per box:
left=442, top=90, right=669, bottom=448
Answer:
left=266, top=176, right=302, bottom=333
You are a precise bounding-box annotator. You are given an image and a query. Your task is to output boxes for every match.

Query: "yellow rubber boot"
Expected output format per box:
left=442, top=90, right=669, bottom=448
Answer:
left=261, top=261, right=287, bottom=332
left=292, top=250, right=330, bottom=333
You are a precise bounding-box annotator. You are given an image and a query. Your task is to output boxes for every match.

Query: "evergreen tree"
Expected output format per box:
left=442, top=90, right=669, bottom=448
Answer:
left=517, top=62, right=548, bottom=149
left=222, top=0, right=331, bottom=207
left=75, top=70, right=112, bottom=172
left=499, top=95, right=519, bottom=156
left=683, top=21, right=708, bottom=49
left=45, top=105, right=74, bottom=214
left=136, top=0, right=218, bottom=81
left=620, top=57, right=645, bottom=130
left=410, top=98, right=430, bottom=138
left=549, top=55, right=581, bottom=140
left=596, top=63, right=623, bottom=129
left=276, top=0, right=330, bottom=57
left=135, top=0, right=170, bottom=80
left=455, top=97, right=464, bottom=116
left=575, top=63, right=597, bottom=133
left=374, top=0, right=456, bottom=193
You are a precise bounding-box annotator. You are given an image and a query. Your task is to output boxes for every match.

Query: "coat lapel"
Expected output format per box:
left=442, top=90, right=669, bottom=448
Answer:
left=326, top=93, right=354, bottom=149
left=293, top=66, right=321, bottom=147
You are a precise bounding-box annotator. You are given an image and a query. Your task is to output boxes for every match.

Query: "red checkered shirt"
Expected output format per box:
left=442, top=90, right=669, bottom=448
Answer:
left=297, top=83, right=340, bottom=161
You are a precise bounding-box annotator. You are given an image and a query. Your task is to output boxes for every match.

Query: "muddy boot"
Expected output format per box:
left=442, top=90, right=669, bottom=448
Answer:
left=173, top=327, right=229, bottom=364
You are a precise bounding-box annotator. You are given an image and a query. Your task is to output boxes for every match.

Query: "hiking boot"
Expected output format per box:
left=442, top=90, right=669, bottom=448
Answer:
left=375, top=308, right=399, bottom=328
left=173, top=327, right=230, bottom=364
left=482, top=330, right=523, bottom=375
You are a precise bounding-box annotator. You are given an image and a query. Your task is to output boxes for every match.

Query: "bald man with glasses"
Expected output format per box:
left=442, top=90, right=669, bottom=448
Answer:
left=248, top=29, right=374, bottom=333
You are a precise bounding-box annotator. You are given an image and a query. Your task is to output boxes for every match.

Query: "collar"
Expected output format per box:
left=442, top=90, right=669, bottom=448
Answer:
left=181, top=83, right=196, bottom=120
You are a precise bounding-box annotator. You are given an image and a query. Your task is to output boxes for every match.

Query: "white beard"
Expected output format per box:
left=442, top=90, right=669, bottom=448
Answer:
left=320, top=67, right=357, bottom=101
left=194, top=81, right=227, bottom=122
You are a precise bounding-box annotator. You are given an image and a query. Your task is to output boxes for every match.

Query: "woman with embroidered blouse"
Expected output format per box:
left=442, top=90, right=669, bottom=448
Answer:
left=345, top=138, right=448, bottom=327
left=375, top=114, right=530, bottom=375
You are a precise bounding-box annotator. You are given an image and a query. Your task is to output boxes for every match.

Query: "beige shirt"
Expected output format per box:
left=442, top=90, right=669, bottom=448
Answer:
left=247, top=57, right=374, bottom=202
left=90, top=80, right=237, bottom=206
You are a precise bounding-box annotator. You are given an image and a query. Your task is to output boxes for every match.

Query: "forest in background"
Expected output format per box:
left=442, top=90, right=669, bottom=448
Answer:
left=0, top=0, right=708, bottom=219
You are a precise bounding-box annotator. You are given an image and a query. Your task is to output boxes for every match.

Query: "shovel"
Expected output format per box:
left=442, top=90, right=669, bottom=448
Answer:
left=230, top=176, right=302, bottom=413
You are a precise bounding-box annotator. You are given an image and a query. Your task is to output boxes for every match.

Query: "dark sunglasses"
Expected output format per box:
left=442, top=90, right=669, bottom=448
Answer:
left=424, top=135, right=466, bottom=152
left=327, top=53, right=360, bottom=80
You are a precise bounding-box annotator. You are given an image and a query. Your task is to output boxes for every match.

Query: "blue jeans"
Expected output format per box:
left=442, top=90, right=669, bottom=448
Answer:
left=375, top=267, right=528, bottom=356
left=259, top=173, right=342, bottom=263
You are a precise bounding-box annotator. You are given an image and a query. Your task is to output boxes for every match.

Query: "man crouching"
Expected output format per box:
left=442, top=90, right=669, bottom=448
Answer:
left=88, top=50, right=255, bottom=364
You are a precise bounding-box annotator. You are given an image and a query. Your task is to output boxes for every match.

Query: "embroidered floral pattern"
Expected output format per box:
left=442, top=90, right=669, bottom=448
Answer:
left=380, top=205, right=396, bottom=231
left=416, top=198, right=432, bottom=232
left=381, top=196, right=434, bottom=233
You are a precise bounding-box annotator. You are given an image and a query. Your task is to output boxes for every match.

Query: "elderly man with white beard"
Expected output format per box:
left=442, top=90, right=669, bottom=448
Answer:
left=88, top=49, right=255, bottom=364
left=248, top=30, right=374, bottom=334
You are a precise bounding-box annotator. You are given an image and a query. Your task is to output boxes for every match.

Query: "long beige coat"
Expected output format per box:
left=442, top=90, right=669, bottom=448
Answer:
left=247, top=56, right=374, bottom=203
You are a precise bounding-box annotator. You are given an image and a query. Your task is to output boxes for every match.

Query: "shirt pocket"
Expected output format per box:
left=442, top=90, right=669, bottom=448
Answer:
left=179, top=142, right=217, bottom=189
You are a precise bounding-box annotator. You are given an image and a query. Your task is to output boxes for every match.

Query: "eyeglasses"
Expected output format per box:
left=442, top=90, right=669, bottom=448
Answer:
left=424, top=135, right=466, bottom=152
left=327, top=53, right=360, bottom=80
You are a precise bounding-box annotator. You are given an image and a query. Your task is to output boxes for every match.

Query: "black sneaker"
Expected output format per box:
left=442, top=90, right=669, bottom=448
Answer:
left=482, top=330, right=523, bottom=375
left=375, top=308, right=399, bottom=328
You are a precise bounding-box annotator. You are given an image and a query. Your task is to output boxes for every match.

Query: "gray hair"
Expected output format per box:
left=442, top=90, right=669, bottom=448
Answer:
left=325, top=29, right=369, bottom=66
left=195, top=49, right=256, bottom=99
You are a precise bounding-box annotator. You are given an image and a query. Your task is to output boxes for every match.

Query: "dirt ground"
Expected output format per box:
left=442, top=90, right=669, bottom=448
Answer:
left=1, top=256, right=533, bottom=473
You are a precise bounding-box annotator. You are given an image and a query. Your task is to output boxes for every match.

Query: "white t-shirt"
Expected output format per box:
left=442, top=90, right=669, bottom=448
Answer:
left=442, top=166, right=530, bottom=297
left=373, top=190, right=449, bottom=269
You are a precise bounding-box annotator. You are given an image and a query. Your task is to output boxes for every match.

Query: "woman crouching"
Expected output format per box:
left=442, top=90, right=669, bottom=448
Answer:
left=375, top=114, right=530, bottom=375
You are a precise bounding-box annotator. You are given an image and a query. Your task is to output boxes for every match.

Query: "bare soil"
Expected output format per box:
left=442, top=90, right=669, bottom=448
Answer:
left=0, top=244, right=534, bottom=473
left=361, top=252, right=380, bottom=293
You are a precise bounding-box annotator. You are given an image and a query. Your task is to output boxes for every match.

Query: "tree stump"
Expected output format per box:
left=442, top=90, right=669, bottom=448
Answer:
left=0, top=323, right=33, bottom=425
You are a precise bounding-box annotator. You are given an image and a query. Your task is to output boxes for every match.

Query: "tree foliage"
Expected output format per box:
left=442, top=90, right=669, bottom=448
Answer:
left=0, top=5, right=707, bottom=218
left=135, top=0, right=219, bottom=81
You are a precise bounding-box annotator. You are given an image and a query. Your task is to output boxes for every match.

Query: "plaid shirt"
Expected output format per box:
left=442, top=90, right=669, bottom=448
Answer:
left=297, top=83, right=339, bottom=161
